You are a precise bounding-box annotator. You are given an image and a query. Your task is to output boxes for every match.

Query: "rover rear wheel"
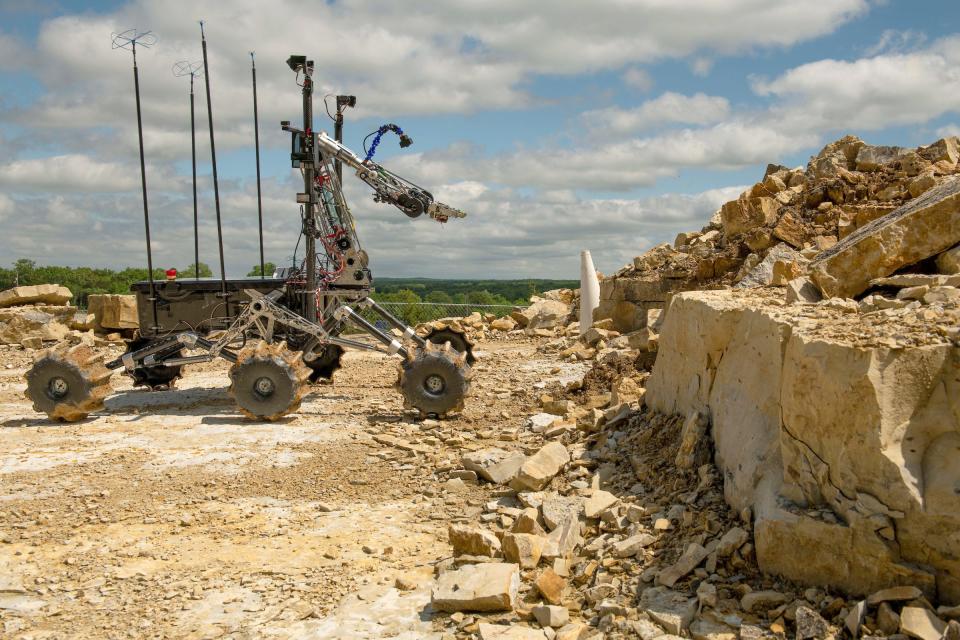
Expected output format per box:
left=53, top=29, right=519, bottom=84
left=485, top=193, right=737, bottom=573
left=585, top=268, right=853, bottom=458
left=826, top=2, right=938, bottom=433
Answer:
left=25, top=344, right=112, bottom=422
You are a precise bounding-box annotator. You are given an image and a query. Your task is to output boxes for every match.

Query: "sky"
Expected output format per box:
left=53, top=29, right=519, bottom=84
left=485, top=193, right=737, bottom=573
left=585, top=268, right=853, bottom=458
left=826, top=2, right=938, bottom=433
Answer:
left=0, top=0, right=959, bottom=279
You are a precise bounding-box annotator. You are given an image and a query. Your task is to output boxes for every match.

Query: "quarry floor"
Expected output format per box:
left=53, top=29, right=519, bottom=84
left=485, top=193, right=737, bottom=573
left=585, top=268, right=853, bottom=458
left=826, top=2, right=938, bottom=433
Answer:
left=0, top=336, right=584, bottom=639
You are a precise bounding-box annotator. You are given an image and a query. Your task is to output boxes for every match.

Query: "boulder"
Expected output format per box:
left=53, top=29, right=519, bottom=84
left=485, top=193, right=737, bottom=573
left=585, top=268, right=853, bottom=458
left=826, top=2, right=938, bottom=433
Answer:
left=734, top=243, right=805, bottom=289
left=920, top=137, right=960, bottom=165
left=431, top=563, right=520, bottom=612
left=511, top=443, right=569, bottom=491
left=720, top=195, right=780, bottom=237
left=88, top=294, right=139, bottom=330
left=532, top=604, right=569, bottom=628
left=639, top=586, right=697, bottom=635
left=0, top=284, right=72, bottom=308
left=502, top=533, right=544, bottom=568
left=855, top=144, right=908, bottom=172
left=463, top=448, right=526, bottom=485
left=522, top=298, right=571, bottom=330
left=448, top=524, right=502, bottom=557
left=646, top=289, right=958, bottom=598
left=491, top=316, right=517, bottom=332
left=810, top=176, right=960, bottom=298
left=0, top=310, right=71, bottom=345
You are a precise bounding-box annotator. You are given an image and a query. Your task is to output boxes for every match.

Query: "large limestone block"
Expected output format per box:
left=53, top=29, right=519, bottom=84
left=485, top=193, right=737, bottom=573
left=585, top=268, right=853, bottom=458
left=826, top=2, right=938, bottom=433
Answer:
left=720, top=195, right=779, bottom=237
left=88, top=294, right=139, bottom=330
left=522, top=298, right=570, bottom=330
left=431, top=563, right=520, bottom=612
left=0, top=284, right=72, bottom=308
left=755, top=508, right=935, bottom=598
left=810, top=176, right=960, bottom=298
left=938, top=243, right=960, bottom=275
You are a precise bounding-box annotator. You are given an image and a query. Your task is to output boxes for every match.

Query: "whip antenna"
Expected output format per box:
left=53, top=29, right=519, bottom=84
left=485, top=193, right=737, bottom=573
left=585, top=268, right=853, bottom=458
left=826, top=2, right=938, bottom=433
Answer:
left=250, top=51, right=265, bottom=279
left=111, top=28, right=159, bottom=331
left=173, top=60, right=204, bottom=280
left=199, top=21, right=228, bottom=301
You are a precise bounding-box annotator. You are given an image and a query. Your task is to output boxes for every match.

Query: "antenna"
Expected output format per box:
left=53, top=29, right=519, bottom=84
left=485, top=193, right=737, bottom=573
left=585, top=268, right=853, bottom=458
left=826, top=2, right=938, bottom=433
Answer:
left=173, top=60, right=204, bottom=280
left=250, top=51, right=265, bottom=279
left=111, top=28, right=159, bottom=332
left=199, top=20, right=228, bottom=301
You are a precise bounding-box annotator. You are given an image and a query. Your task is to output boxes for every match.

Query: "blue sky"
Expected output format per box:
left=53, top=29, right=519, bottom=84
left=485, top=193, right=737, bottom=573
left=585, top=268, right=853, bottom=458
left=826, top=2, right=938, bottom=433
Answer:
left=0, top=0, right=959, bottom=278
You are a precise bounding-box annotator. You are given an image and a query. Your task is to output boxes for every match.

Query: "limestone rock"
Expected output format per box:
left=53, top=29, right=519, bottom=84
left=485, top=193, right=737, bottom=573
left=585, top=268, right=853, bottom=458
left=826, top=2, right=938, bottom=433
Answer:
left=877, top=601, right=901, bottom=634
left=534, top=568, right=566, bottom=605
left=449, top=524, right=502, bottom=557
left=735, top=243, right=805, bottom=289
left=491, top=316, right=517, bottom=332
left=920, top=137, right=959, bottom=165
left=431, top=563, right=520, bottom=612
left=795, top=605, right=830, bottom=640
left=88, top=294, right=139, bottom=330
left=541, top=495, right=582, bottom=531
left=785, top=277, right=823, bottom=304
left=512, top=443, right=569, bottom=491
left=856, top=144, right=908, bottom=171
left=810, top=176, right=960, bottom=298
left=716, top=527, right=749, bottom=557
left=555, top=622, right=589, bottom=640
left=740, top=590, right=788, bottom=613
left=639, top=586, right=697, bottom=635
left=845, top=600, right=866, bottom=638
left=502, top=533, right=544, bottom=569
left=721, top=195, right=780, bottom=237
left=657, top=543, right=709, bottom=587
left=522, top=298, right=571, bottom=330
left=675, top=410, right=709, bottom=470
left=581, top=490, right=618, bottom=518
left=866, top=585, right=923, bottom=606
left=611, top=533, right=656, bottom=558
left=0, top=284, right=72, bottom=308
left=899, top=606, right=946, bottom=640
left=532, top=604, right=569, bottom=628
left=772, top=210, right=809, bottom=248
left=463, top=448, right=526, bottom=485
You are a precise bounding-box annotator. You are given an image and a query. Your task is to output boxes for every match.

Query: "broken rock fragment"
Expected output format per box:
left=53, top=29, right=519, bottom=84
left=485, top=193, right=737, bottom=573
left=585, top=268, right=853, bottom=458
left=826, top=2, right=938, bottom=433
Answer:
left=463, top=448, right=526, bottom=485
left=657, top=542, right=709, bottom=588
left=511, top=442, right=569, bottom=491
left=448, top=524, right=502, bottom=557
left=431, top=562, right=520, bottom=612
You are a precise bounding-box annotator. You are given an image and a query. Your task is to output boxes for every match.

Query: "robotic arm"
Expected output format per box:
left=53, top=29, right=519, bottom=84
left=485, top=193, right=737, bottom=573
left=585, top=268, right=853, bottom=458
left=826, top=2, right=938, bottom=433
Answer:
left=315, top=131, right=466, bottom=222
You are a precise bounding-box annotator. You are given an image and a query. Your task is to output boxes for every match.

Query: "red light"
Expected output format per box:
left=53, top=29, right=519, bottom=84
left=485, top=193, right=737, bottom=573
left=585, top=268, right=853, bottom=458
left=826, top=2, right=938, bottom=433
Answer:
left=165, top=269, right=178, bottom=280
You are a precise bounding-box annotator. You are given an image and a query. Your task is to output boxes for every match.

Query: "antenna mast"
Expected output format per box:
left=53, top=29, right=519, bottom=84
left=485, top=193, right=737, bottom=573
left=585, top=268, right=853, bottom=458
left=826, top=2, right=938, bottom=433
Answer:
left=173, top=60, right=204, bottom=280
left=199, top=21, right=228, bottom=300
left=111, top=28, right=159, bottom=331
left=250, top=52, right=265, bottom=279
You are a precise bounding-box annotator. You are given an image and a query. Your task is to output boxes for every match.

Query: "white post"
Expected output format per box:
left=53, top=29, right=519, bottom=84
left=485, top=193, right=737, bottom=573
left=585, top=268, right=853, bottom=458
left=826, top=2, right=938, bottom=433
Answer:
left=579, top=250, right=600, bottom=335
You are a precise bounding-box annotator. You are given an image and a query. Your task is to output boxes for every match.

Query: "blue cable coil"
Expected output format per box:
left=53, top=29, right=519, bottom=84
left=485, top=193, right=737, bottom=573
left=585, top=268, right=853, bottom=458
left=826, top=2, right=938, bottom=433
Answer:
left=364, top=124, right=405, bottom=162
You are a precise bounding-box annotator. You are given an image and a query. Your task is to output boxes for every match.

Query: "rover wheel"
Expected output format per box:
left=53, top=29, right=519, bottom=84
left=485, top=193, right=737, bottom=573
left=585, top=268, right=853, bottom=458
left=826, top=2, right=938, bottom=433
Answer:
left=25, top=344, right=112, bottom=422
left=398, top=341, right=471, bottom=418
left=423, top=325, right=476, bottom=365
left=301, top=340, right=344, bottom=383
left=124, top=337, right=184, bottom=390
left=229, top=341, right=309, bottom=421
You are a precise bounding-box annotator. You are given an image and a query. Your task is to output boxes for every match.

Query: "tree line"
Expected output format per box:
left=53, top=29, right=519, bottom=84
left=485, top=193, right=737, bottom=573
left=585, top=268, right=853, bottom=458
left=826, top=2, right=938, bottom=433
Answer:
left=0, top=260, right=576, bottom=309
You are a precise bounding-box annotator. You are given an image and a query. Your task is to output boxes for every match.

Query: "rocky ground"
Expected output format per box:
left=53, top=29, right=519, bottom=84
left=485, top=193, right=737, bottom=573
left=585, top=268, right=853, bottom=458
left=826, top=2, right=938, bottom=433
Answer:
left=0, top=334, right=589, bottom=639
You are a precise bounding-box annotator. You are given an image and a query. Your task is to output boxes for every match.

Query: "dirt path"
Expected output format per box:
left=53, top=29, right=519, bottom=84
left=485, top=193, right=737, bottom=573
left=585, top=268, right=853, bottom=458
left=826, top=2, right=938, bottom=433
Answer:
left=0, top=337, right=585, bottom=639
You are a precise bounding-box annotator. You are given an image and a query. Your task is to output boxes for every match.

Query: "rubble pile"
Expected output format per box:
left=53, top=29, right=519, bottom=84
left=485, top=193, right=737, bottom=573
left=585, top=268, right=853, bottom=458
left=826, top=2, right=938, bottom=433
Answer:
left=594, top=135, right=960, bottom=334
left=0, top=285, right=140, bottom=351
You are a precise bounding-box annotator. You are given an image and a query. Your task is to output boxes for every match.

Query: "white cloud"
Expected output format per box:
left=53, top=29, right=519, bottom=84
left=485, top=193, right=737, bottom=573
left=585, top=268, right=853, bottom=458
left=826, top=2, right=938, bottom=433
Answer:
left=0, top=192, right=12, bottom=220
left=753, top=35, right=960, bottom=133
left=936, top=124, right=960, bottom=138
left=0, top=154, right=140, bottom=192
left=583, top=92, right=730, bottom=136
left=622, top=67, right=653, bottom=92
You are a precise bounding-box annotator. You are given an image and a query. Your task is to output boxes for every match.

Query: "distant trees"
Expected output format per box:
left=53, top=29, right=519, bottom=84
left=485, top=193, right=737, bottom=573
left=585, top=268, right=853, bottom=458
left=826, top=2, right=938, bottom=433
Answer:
left=247, top=262, right=277, bottom=277
left=182, top=262, right=213, bottom=278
